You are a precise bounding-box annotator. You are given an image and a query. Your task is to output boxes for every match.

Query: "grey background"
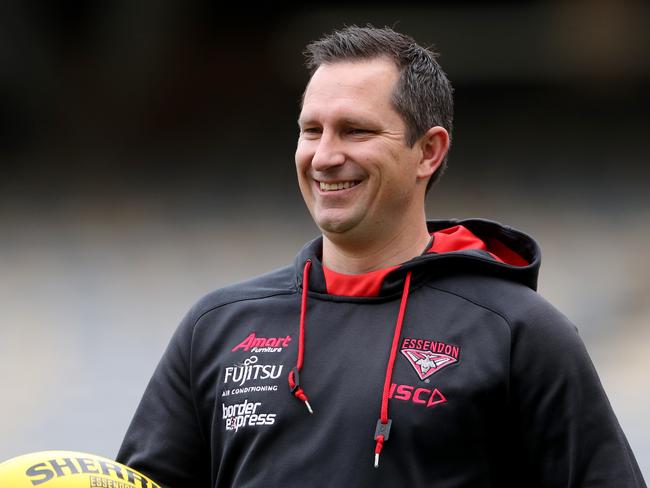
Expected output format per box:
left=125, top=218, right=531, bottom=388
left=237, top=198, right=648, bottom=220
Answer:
left=1, top=2, right=648, bottom=480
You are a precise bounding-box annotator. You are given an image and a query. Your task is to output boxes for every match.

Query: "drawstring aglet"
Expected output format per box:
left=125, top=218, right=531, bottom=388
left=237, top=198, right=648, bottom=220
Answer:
left=289, top=367, right=314, bottom=414
left=294, top=389, right=314, bottom=414
left=304, top=399, right=314, bottom=414
left=374, top=438, right=384, bottom=468
left=373, top=419, right=392, bottom=468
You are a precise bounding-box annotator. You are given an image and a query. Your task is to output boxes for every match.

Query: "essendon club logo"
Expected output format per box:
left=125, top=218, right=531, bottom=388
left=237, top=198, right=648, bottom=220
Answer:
left=400, top=337, right=460, bottom=381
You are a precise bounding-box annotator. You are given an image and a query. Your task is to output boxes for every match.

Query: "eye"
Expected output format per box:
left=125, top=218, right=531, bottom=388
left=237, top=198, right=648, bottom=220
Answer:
left=301, top=127, right=322, bottom=136
left=348, top=128, right=372, bottom=135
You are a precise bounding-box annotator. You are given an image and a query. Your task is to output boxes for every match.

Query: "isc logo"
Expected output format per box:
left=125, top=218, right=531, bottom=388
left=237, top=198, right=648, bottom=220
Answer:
left=389, top=383, right=447, bottom=408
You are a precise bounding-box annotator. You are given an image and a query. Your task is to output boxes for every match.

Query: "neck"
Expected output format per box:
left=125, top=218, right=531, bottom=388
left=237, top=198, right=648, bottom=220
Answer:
left=322, top=218, right=431, bottom=274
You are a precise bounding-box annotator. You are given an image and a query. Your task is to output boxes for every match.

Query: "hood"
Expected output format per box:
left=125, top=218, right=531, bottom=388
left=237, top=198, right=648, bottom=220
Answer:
left=286, top=218, right=542, bottom=468
left=293, top=218, right=541, bottom=298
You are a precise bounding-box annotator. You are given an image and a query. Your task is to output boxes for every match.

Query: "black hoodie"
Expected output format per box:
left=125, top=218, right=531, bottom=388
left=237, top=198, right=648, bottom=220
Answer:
left=118, top=219, right=646, bottom=487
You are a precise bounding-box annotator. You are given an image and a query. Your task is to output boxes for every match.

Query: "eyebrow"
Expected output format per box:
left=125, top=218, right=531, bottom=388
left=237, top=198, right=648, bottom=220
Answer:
left=297, top=116, right=377, bottom=128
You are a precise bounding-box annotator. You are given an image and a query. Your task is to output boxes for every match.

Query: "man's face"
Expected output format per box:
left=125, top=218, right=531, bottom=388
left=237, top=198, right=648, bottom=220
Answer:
left=296, top=58, right=426, bottom=241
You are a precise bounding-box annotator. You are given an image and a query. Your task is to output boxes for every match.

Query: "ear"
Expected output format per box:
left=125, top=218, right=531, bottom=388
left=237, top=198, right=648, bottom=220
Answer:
left=416, top=126, right=450, bottom=181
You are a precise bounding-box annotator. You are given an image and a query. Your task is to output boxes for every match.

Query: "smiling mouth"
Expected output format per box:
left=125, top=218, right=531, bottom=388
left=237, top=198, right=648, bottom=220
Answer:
left=318, top=181, right=361, bottom=192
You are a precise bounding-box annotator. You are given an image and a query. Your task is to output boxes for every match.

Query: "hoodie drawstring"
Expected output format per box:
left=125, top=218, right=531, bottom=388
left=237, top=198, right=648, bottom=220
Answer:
left=288, top=259, right=313, bottom=414
left=288, top=260, right=413, bottom=468
left=374, top=271, right=412, bottom=468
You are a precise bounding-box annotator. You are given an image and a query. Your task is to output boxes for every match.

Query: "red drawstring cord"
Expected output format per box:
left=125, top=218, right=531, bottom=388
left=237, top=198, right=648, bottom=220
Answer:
left=288, top=259, right=313, bottom=414
left=287, top=260, right=413, bottom=466
left=374, top=271, right=412, bottom=468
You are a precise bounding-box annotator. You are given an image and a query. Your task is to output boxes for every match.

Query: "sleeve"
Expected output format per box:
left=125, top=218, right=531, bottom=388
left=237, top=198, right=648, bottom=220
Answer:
left=509, top=296, right=646, bottom=487
left=116, top=306, right=211, bottom=488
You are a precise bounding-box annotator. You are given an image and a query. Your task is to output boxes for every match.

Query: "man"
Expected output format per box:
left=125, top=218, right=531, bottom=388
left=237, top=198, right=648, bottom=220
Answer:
left=118, top=26, right=645, bottom=487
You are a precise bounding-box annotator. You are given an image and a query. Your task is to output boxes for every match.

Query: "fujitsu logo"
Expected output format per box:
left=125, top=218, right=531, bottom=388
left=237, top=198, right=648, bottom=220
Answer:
left=232, top=332, right=292, bottom=353
left=401, top=337, right=460, bottom=380
left=224, top=355, right=283, bottom=387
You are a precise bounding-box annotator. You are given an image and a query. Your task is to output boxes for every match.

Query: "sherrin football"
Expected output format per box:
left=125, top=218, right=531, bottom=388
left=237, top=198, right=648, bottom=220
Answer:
left=0, top=451, right=160, bottom=488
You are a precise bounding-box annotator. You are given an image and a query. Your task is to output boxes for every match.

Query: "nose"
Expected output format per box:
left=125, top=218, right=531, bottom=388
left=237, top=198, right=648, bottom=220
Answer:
left=311, top=131, right=346, bottom=172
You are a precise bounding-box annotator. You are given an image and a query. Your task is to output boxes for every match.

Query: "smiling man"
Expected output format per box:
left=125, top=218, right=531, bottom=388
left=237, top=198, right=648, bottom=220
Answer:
left=118, top=26, right=646, bottom=487
left=296, top=57, right=448, bottom=273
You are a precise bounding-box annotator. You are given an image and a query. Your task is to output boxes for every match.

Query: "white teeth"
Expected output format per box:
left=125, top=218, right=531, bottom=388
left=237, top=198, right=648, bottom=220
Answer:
left=319, top=181, right=358, bottom=191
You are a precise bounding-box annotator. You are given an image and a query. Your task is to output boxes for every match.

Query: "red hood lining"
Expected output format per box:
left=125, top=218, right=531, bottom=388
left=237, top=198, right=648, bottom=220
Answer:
left=322, top=225, right=528, bottom=297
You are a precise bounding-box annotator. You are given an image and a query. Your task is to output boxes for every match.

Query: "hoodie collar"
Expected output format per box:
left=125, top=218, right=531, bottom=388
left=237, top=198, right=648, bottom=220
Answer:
left=294, top=219, right=542, bottom=298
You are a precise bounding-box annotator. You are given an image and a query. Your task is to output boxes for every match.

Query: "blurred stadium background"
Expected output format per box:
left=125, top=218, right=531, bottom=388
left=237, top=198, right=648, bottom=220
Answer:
left=1, top=1, right=648, bottom=479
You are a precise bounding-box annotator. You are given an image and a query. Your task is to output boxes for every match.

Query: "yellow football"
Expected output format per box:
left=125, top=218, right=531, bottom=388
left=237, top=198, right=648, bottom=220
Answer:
left=0, top=451, right=160, bottom=488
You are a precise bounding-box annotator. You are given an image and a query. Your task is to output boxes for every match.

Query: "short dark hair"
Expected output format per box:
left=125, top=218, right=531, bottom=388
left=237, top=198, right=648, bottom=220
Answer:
left=303, top=25, right=454, bottom=192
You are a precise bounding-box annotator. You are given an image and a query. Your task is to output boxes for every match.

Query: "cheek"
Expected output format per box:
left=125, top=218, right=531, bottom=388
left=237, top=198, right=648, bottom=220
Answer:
left=294, top=148, right=313, bottom=199
left=295, top=141, right=313, bottom=172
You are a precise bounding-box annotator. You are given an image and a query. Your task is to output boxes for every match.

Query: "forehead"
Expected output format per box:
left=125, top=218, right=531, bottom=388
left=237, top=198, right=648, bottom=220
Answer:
left=300, top=58, right=401, bottom=123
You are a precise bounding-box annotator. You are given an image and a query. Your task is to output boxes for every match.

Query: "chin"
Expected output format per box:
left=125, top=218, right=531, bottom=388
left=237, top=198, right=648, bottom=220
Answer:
left=318, top=220, right=352, bottom=234
left=311, top=205, right=367, bottom=236
left=316, top=215, right=360, bottom=235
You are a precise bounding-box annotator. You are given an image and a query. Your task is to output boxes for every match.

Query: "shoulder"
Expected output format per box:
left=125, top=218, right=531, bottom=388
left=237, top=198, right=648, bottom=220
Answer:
left=186, top=265, right=297, bottom=325
left=424, top=273, right=576, bottom=337
left=152, top=265, right=296, bottom=374
left=426, top=273, right=596, bottom=386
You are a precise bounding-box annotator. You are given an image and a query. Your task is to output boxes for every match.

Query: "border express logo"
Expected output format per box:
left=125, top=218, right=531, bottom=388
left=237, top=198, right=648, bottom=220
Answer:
left=222, top=399, right=276, bottom=432
left=400, top=337, right=460, bottom=381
